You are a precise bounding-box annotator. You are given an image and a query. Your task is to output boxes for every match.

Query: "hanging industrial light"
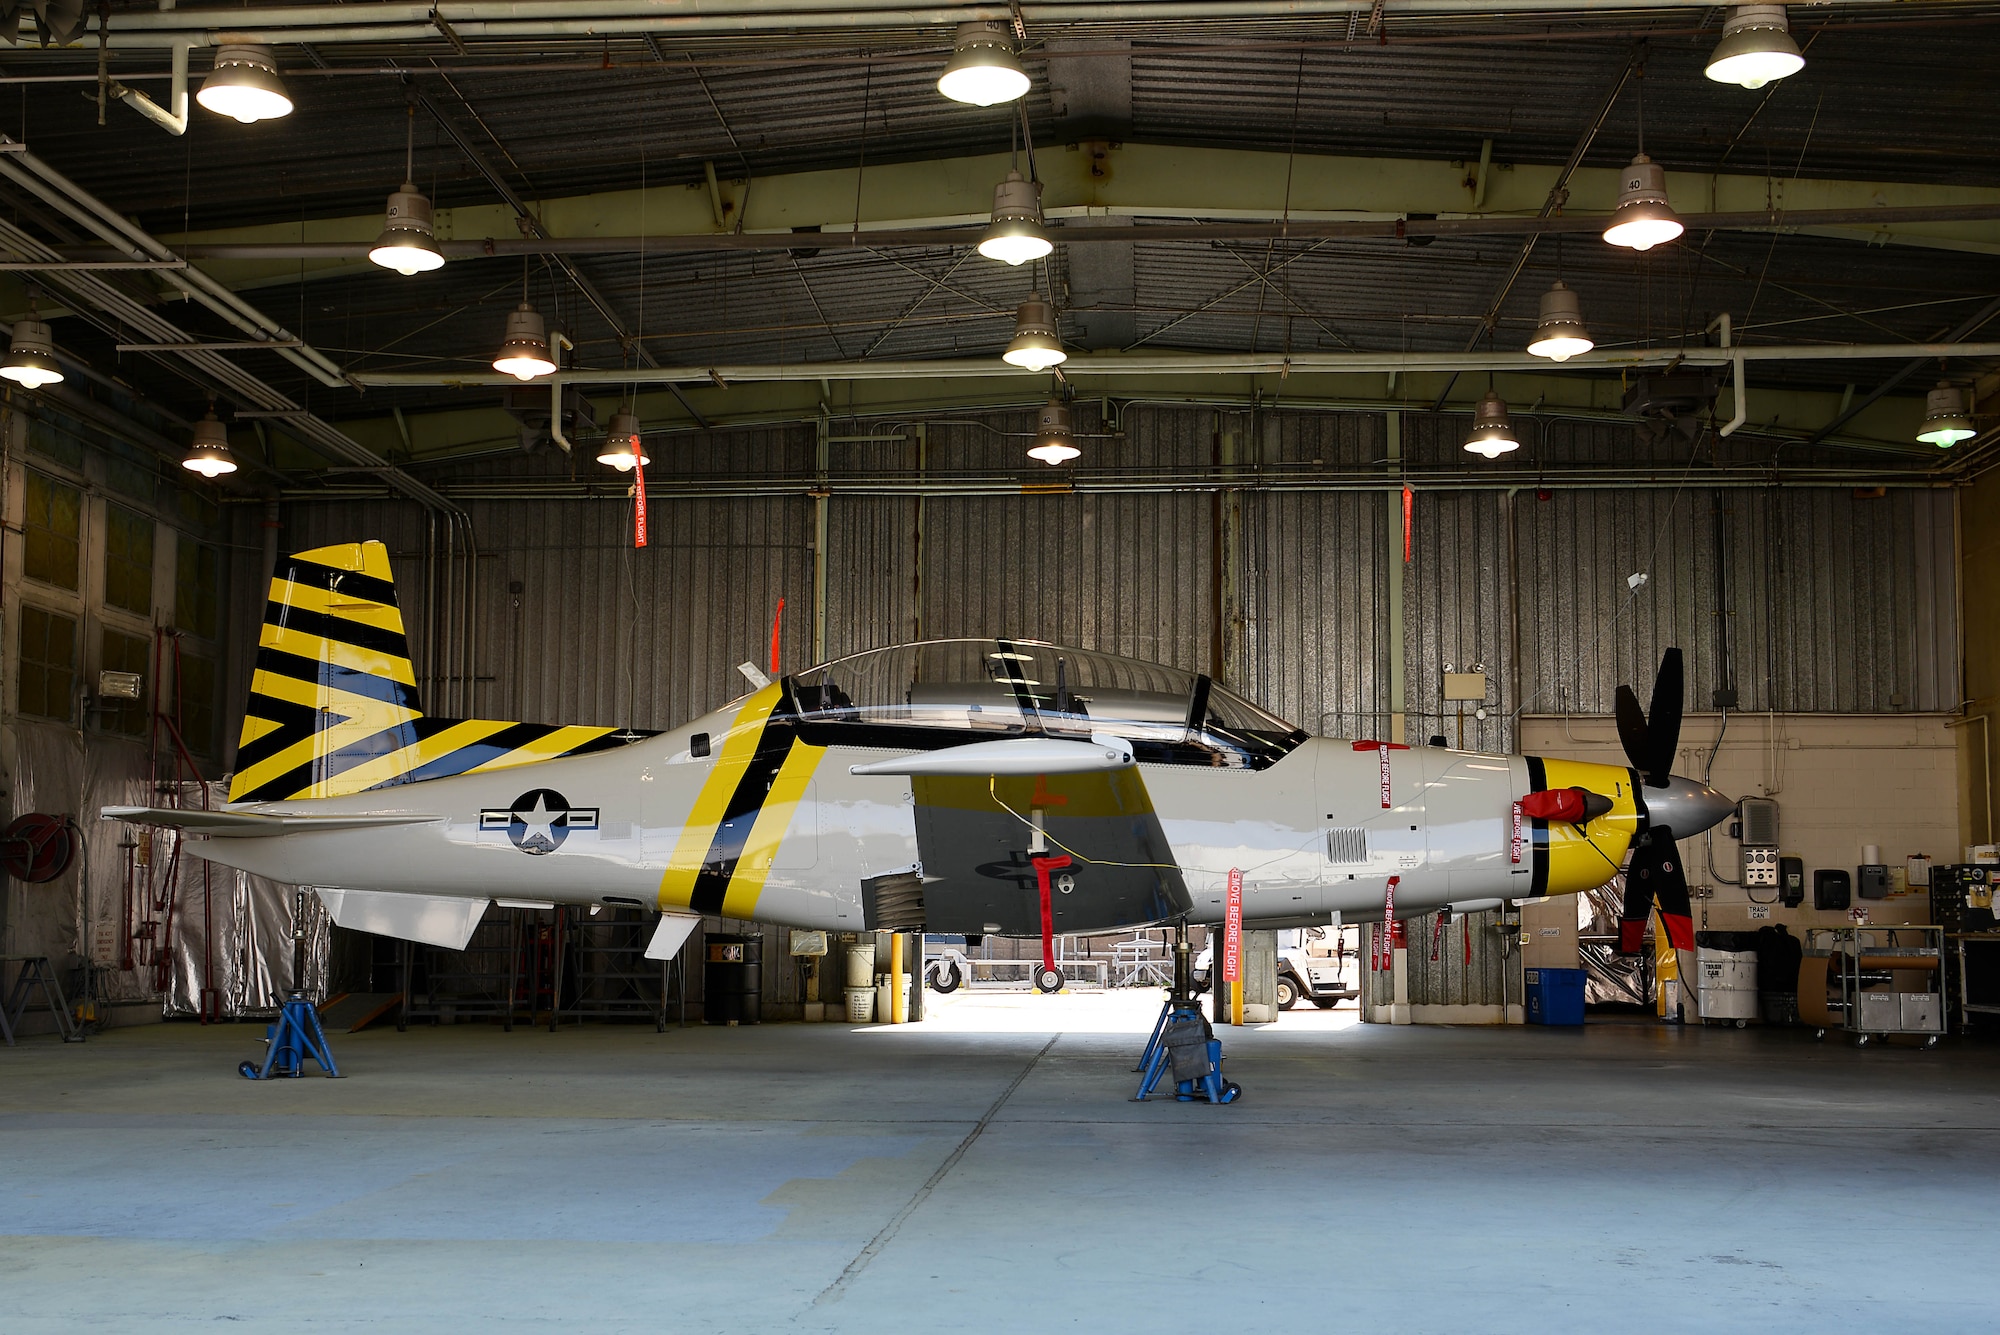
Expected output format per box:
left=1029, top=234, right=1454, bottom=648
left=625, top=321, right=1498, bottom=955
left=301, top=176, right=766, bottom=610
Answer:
left=181, top=413, right=238, bottom=478
left=369, top=185, right=445, bottom=275
left=1705, top=6, right=1805, bottom=89
left=1027, top=399, right=1080, bottom=465
left=1003, top=295, right=1066, bottom=370
left=195, top=44, right=294, bottom=123
left=1602, top=154, right=1684, bottom=252
left=597, top=407, right=652, bottom=471
left=937, top=20, right=1030, bottom=106
left=492, top=304, right=556, bottom=381
left=978, top=171, right=1053, bottom=266
left=1463, top=391, right=1520, bottom=459
left=1526, top=280, right=1594, bottom=362
left=1917, top=382, right=1976, bottom=447
left=368, top=106, right=445, bottom=275
left=0, top=316, right=62, bottom=389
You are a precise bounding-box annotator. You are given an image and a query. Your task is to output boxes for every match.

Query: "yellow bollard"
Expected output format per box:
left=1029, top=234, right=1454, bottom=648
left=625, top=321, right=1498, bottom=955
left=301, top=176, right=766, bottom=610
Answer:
left=890, top=932, right=907, bottom=1024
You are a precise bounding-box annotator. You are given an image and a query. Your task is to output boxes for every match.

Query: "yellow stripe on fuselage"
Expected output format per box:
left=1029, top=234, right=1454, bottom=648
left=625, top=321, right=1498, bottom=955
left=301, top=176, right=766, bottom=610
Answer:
left=298, top=719, right=516, bottom=799
left=718, top=738, right=826, bottom=920
left=462, top=725, right=620, bottom=775
left=1535, top=756, right=1642, bottom=896
left=657, top=684, right=782, bottom=911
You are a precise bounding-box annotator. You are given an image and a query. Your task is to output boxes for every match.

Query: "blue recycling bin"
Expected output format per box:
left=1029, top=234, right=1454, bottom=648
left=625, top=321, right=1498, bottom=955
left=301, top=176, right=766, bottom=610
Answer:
left=1525, top=967, right=1586, bottom=1026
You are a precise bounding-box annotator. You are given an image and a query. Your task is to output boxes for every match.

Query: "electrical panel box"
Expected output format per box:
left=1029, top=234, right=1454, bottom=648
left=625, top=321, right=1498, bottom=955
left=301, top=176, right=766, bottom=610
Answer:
left=1735, top=799, right=1780, bottom=888
left=1738, top=798, right=1780, bottom=847
left=1857, top=864, right=1893, bottom=900
left=1741, top=845, right=1780, bottom=888
left=1779, top=856, right=1806, bottom=908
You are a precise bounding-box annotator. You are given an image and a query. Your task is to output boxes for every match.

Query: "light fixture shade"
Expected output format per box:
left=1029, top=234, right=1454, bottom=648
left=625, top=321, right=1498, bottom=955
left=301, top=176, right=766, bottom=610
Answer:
left=492, top=304, right=556, bottom=381
left=182, top=414, right=238, bottom=478
left=597, top=409, right=652, bottom=471
left=0, top=318, right=63, bottom=389
left=1705, top=5, right=1805, bottom=89
left=195, top=44, right=294, bottom=123
left=1027, top=399, right=1080, bottom=465
left=1003, top=295, right=1066, bottom=371
left=1917, top=382, right=1976, bottom=447
left=937, top=20, right=1030, bottom=106
left=368, top=185, right=446, bottom=275
left=1526, top=280, right=1594, bottom=362
left=1602, top=155, right=1684, bottom=252
left=978, top=171, right=1053, bottom=266
left=1464, top=391, right=1520, bottom=459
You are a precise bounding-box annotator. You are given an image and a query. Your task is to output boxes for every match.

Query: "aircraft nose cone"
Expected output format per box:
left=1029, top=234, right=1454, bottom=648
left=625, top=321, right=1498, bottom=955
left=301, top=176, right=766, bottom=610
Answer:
left=1649, top=775, right=1735, bottom=836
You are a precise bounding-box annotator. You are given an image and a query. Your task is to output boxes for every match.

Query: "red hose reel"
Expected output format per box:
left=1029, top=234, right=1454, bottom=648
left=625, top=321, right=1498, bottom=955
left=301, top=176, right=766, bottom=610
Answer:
left=0, top=814, right=75, bottom=884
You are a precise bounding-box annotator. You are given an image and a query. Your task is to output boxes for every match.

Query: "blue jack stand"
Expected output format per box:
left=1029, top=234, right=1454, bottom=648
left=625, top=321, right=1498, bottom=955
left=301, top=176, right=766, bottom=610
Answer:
left=1133, top=1001, right=1240, bottom=1104
left=240, top=892, right=340, bottom=1080
left=240, top=992, right=341, bottom=1079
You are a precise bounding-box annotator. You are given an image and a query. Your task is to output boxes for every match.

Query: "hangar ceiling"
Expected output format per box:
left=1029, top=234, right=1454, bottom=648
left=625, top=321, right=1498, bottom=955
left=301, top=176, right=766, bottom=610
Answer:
left=3, top=0, right=1999, bottom=501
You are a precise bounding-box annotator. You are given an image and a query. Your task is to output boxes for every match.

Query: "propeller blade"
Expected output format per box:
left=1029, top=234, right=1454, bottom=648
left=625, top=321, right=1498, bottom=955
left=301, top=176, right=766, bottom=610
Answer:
left=1621, top=827, right=1695, bottom=954
left=1643, top=648, right=1684, bottom=787
left=1613, top=684, right=1650, bottom=775
left=1653, top=862, right=1695, bottom=952
left=1617, top=869, right=1651, bottom=955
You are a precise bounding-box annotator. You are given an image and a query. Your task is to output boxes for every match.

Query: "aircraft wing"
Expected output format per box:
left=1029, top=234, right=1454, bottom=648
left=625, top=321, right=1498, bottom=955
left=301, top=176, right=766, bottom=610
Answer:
left=856, top=738, right=1190, bottom=935
left=102, top=806, right=440, bottom=838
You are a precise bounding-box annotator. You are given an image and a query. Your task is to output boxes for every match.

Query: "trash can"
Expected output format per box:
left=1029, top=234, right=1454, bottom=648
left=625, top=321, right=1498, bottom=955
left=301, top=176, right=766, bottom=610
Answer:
left=704, top=933, right=763, bottom=1025
left=1525, top=967, right=1586, bottom=1026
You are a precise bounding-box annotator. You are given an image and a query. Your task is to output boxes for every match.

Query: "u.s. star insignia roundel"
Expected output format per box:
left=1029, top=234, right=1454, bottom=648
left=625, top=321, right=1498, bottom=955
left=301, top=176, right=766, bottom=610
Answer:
left=478, top=789, right=600, bottom=856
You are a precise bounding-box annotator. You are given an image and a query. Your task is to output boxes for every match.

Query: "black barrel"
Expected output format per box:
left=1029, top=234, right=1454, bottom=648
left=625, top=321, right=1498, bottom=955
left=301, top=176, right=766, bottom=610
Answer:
left=703, top=933, right=762, bottom=1025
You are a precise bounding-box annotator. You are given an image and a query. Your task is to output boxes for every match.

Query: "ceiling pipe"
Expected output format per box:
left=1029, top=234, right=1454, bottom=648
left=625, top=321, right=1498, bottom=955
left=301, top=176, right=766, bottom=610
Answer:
left=0, top=136, right=346, bottom=388
left=349, top=342, right=2000, bottom=389
left=275, top=468, right=1956, bottom=506
left=108, top=42, right=190, bottom=135
left=148, top=203, right=2000, bottom=260
left=79, top=0, right=1892, bottom=45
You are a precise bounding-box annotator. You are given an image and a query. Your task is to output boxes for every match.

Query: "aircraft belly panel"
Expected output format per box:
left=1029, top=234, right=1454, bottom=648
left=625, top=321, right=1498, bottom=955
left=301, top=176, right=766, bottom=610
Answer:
left=909, top=770, right=1189, bottom=935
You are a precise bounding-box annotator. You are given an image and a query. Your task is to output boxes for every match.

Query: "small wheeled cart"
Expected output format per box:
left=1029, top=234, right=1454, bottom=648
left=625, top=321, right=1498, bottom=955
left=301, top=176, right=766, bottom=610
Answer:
left=1800, top=926, right=1944, bottom=1048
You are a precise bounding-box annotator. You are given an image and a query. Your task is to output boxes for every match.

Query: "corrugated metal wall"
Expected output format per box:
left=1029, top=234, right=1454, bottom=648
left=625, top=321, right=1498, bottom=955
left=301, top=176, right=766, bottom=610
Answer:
left=271, top=404, right=1959, bottom=741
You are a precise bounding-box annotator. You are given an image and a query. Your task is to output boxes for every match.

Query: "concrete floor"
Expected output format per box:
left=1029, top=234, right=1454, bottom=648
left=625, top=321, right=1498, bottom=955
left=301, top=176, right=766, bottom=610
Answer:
left=3, top=992, right=1996, bottom=1333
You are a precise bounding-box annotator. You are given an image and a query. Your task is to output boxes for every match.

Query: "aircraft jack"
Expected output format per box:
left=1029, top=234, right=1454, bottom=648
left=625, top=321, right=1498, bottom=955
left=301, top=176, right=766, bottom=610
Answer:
left=239, top=992, right=342, bottom=1079
left=239, top=890, right=341, bottom=1080
left=1132, top=922, right=1240, bottom=1105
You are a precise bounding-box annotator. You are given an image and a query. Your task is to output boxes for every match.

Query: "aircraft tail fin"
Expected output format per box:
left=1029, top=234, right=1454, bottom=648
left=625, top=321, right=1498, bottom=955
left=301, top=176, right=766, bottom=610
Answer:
left=229, top=541, right=645, bottom=804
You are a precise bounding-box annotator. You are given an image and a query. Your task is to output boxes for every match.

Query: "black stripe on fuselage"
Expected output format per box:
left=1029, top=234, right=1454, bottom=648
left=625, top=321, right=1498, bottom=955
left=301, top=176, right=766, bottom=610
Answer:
left=1525, top=755, right=1551, bottom=898
left=687, top=692, right=800, bottom=915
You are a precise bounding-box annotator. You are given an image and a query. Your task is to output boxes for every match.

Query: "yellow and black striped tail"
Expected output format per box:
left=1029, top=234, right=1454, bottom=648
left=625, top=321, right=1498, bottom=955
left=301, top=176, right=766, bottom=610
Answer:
left=229, top=542, right=649, bottom=804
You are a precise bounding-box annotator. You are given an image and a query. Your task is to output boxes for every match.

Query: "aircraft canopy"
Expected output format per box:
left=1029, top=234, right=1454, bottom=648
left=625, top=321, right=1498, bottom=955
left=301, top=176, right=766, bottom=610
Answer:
left=789, top=638, right=1304, bottom=770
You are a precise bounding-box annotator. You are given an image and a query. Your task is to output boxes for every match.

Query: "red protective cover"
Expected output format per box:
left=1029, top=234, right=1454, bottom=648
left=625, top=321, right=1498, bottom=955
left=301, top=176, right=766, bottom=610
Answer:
left=1519, top=787, right=1588, bottom=823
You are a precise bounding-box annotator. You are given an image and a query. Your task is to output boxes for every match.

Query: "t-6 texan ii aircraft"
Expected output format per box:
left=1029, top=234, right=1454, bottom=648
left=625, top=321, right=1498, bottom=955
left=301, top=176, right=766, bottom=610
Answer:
left=105, top=542, right=1733, bottom=987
